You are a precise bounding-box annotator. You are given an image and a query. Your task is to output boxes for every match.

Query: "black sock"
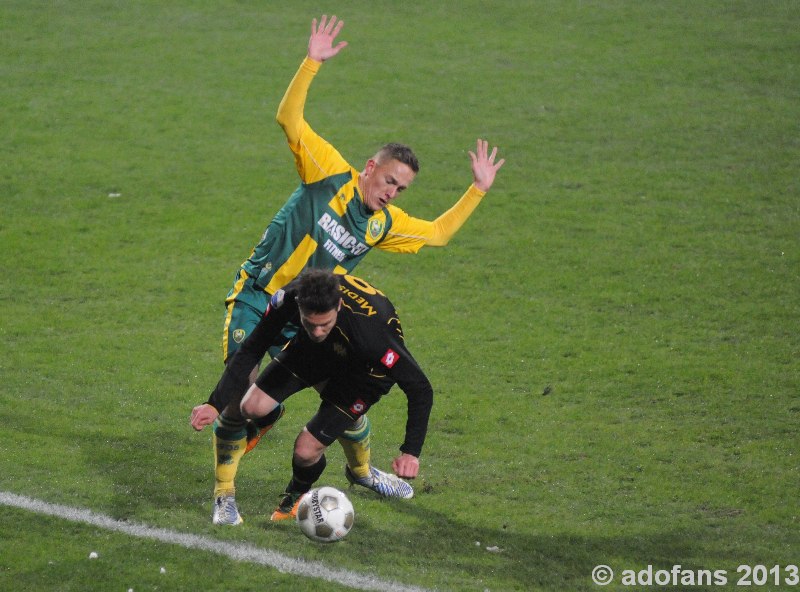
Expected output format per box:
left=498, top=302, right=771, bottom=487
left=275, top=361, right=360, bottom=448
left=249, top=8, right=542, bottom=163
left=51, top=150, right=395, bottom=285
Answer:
left=287, top=454, right=327, bottom=494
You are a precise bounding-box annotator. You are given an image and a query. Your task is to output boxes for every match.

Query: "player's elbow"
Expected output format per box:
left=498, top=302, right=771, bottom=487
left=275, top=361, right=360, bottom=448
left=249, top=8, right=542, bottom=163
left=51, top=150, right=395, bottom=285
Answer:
left=425, top=226, right=453, bottom=246
left=275, top=103, right=293, bottom=129
left=275, top=113, right=291, bottom=134
left=425, top=222, right=456, bottom=247
left=275, top=113, right=304, bottom=147
left=425, top=235, right=450, bottom=247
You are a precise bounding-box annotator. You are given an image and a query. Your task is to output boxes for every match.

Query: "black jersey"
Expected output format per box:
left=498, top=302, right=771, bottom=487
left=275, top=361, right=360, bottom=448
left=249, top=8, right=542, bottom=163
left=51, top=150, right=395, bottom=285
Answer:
left=208, top=274, right=434, bottom=457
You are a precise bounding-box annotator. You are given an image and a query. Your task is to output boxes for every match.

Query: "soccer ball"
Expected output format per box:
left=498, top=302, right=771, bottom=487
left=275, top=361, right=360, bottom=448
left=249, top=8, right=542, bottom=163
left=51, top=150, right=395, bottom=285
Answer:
left=296, top=486, right=355, bottom=543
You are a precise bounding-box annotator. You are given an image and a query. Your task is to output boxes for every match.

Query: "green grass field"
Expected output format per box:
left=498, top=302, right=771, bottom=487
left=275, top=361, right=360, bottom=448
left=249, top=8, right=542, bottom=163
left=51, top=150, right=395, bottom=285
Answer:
left=2, top=1, right=798, bottom=591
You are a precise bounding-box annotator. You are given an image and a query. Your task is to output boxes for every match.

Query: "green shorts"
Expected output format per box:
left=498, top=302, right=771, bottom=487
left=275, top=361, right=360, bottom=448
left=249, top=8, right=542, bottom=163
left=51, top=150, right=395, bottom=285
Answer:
left=222, top=269, right=298, bottom=362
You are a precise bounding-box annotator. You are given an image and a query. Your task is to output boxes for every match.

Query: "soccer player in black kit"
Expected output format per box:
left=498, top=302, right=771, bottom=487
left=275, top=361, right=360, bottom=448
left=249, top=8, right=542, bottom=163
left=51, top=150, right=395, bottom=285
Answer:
left=205, top=269, right=433, bottom=521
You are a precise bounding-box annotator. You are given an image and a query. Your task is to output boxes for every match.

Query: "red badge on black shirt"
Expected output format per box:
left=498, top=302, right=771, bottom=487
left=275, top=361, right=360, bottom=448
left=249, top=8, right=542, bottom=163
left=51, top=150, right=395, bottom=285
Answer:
left=350, top=399, right=366, bottom=415
left=381, top=348, right=400, bottom=368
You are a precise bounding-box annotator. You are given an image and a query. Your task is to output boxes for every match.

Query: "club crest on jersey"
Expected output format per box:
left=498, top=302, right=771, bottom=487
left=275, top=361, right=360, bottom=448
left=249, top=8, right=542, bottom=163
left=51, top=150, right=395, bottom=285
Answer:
left=333, top=342, right=347, bottom=357
left=368, top=218, right=385, bottom=241
left=350, top=399, right=367, bottom=415
left=381, top=348, right=400, bottom=368
left=232, top=329, right=246, bottom=343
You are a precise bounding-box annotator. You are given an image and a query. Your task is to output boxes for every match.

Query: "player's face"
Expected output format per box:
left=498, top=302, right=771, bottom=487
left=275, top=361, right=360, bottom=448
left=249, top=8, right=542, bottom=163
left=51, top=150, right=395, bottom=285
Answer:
left=299, top=305, right=340, bottom=343
left=360, top=158, right=416, bottom=211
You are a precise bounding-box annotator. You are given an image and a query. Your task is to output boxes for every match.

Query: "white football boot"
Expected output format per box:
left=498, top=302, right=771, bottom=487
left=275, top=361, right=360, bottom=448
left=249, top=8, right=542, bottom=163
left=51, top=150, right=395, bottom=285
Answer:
left=345, top=465, right=414, bottom=499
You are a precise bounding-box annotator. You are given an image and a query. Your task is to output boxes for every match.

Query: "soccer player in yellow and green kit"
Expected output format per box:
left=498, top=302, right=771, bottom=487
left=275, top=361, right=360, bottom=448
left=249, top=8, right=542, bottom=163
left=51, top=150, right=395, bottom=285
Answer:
left=189, top=15, right=505, bottom=526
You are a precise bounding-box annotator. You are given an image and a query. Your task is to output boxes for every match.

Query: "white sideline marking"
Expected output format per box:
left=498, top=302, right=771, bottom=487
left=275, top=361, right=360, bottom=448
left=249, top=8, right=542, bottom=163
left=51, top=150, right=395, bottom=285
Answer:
left=0, top=491, right=431, bottom=592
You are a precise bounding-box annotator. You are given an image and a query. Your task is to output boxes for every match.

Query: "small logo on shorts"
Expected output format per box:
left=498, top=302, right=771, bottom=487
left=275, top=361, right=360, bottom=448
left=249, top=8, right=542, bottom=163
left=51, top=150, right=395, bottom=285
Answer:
left=350, top=399, right=366, bottom=415
left=381, top=348, right=400, bottom=368
left=232, top=329, right=246, bottom=343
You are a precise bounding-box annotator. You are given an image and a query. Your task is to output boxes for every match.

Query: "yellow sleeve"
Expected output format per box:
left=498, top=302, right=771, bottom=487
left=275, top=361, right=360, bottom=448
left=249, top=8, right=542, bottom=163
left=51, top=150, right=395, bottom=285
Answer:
left=425, top=184, right=486, bottom=246
left=276, top=57, right=319, bottom=145
left=376, top=184, right=486, bottom=253
left=275, top=57, right=350, bottom=184
left=376, top=207, right=432, bottom=253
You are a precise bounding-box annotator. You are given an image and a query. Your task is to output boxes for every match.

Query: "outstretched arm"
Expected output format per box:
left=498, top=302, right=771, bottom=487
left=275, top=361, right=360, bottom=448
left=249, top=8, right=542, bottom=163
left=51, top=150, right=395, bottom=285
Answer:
left=276, top=15, right=348, bottom=155
left=470, top=138, right=505, bottom=192
left=420, top=139, right=505, bottom=246
left=307, top=15, right=348, bottom=62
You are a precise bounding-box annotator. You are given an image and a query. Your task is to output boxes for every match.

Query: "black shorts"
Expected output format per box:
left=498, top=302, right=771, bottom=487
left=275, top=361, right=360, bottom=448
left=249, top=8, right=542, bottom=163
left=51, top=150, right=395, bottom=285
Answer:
left=254, top=338, right=393, bottom=444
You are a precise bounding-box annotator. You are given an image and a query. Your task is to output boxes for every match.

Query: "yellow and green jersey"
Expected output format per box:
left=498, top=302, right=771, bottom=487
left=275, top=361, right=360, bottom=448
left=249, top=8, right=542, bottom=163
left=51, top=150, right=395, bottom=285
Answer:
left=223, top=57, right=486, bottom=359
left=239, top=57, right=436, bottom=299
left=240, top=147, right=429, bottom=296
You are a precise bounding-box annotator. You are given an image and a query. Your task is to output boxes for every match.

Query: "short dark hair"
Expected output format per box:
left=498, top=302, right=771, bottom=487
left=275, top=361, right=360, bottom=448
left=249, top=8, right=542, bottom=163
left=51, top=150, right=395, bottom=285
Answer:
left=375, top=142, right=420, bottom=173
left=295, top=269, right=341, bottom=313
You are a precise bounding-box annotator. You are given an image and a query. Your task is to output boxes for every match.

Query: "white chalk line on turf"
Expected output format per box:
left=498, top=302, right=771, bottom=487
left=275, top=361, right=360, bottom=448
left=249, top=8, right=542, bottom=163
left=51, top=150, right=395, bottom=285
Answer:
left=0, top=491, right=431, bottom=592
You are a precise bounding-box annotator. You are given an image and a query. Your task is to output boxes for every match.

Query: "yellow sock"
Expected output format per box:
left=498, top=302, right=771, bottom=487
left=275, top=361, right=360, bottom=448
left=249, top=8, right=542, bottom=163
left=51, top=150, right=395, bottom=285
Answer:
left=338, top=415, right=371, bottom=479
left=212, top=417, right=248, bottom=498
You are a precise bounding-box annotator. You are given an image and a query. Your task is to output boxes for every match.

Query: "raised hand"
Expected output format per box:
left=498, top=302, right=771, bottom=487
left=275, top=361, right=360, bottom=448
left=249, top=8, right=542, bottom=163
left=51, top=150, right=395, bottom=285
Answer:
left=307, top=15, right=348, bottom=62
left=469, top=139, right=505, bottom=192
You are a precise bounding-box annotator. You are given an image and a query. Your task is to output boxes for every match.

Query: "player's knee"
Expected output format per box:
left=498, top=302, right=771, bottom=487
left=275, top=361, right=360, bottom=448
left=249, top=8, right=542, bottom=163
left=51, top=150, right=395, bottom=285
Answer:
left=239, top=394, right=258, bottom=418
left=294, top=429, right=326, bottom=465
left=240, top=384, right=279, bottom=419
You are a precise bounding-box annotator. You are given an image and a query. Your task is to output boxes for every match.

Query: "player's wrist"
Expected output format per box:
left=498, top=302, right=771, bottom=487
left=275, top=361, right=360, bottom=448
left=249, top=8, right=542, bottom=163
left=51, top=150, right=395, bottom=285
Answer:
left=301, top=56, right=323, bottom=72
left=470, top=182, right=488, bottom=195
left=399, top=447, right=421, bottom=459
